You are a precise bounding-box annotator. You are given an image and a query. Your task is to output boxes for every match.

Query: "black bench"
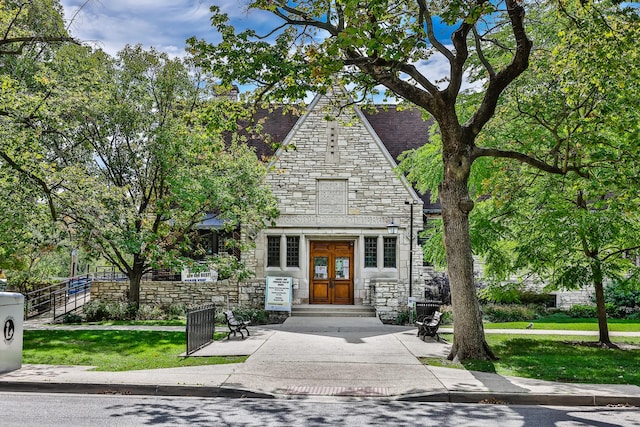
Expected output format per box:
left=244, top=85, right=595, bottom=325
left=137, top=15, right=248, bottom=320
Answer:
left=416, top=311, right=444, bottom=342
left=414, top=301, right=440, bottom=332
left=223, top=310, right=250, bottom=340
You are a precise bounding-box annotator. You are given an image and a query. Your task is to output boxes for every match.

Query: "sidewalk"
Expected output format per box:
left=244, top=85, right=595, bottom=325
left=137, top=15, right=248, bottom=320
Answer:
left=2, top=317, right=639, bottom=406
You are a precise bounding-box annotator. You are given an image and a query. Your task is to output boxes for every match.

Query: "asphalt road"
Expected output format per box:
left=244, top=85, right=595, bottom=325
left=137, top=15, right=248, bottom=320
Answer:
left=1, top=392, right=638, bottom=426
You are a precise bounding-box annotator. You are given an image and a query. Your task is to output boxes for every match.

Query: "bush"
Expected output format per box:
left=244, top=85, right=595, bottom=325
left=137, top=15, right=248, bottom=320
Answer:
left=438, top=305, right=453, bottom=325
left=481, top=304, right=541, bottom=322
left=424, top=273, right=451, bottom=304
left=82, top=300, right=112, bottom=322
left=601, top=280, right=640, bottom=319
left=395, top=308, right=411, bottom=325
left=62, top=312, right=83, bottom=324
left=165, top=303, right=186, bottom=320
left=82, top=299, right=158, bottom=321
left=225, top=307, right=269, bottom=325
left=135, top=304, right=163, bottom=320
left=479, top=283, right=555, bottom=307
left=568, top=304, right=597, bottom=318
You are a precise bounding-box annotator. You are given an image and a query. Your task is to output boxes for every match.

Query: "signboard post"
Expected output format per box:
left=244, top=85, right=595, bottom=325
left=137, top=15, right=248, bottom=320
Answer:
left=265, top=277, right=292, bottom=312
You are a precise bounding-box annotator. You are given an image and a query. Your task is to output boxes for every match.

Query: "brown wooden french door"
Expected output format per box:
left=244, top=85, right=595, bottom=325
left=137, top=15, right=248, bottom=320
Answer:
left=310, top=241, right=354, bottom=304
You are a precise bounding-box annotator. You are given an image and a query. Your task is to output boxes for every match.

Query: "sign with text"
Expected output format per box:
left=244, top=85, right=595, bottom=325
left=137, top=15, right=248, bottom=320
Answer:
left=265, top=276, right=292, bottom=312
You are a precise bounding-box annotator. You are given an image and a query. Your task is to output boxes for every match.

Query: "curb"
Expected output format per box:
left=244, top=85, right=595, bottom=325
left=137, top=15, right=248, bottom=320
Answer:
left=399, top=391, right=640, bottom=407
left=2, top=381, right=638, bottom=406
left=0, top=382, right=274, bottom=399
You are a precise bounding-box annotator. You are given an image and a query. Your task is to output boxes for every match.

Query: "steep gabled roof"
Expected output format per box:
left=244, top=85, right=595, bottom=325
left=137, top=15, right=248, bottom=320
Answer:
left=235, top=104, right=440, bottom=211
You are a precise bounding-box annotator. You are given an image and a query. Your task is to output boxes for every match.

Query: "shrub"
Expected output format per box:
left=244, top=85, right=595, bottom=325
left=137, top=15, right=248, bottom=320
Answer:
left=395, top=308, right=411, bottom=325
left=601, top=279, right=640, bottom=319
left=568, top=304, right=597, bottom=318
left=438, top=305, right=453, bottom=325
left=62, top=312, right=83, bottom=324
left=424, top=273, right=451, bottom=304
left=82, top=300, right=111, bottom=322
left=165, top=303, right=186, bottom=320
left=481, top=304, right=540, bottom=322
left=479, top=283, right=555, bottom=307
left=135, top=304, right=163, bottom=320
left=82, top=299, right=138, bottom=321
left=226, top=307, right=269, bottom=325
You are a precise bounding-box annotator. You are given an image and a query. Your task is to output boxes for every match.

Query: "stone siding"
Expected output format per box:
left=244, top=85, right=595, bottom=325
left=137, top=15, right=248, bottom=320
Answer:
left=91, top=279, right=267, bottom=310
left=370, top=278, right=406, bottom=322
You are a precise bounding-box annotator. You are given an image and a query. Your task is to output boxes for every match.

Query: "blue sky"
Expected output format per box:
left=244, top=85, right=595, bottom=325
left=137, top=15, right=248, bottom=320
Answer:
left=59, top=1, right=463, bottom=95
left=60, top=1, right=278, bottom=57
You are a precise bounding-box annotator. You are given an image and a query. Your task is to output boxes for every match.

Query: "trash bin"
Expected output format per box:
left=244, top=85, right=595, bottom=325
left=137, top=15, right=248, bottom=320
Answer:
left=0, top=292, right=24, bottom=373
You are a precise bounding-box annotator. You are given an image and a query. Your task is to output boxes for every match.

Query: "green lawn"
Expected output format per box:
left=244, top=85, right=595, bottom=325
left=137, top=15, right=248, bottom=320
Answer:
left=423, top=333, right=640, bottom=385
left=483, top=317, right=640, bottom=332
left=23, top=330, right=246, bottom=371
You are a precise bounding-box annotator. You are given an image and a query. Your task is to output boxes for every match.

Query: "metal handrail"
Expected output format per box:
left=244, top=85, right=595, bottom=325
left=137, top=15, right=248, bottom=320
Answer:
left=24, top=274, right=92, bottom=320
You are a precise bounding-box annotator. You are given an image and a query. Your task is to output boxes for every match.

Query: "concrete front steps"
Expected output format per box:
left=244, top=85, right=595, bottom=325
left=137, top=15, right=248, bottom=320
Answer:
left=291, top=304, right=377, bottom=318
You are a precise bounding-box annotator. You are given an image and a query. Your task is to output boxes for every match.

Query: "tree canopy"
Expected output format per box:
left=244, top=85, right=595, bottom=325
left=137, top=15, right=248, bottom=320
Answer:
left=464, top=2, right=640, bottom=347
left=1, top=3, right=278, bottom=303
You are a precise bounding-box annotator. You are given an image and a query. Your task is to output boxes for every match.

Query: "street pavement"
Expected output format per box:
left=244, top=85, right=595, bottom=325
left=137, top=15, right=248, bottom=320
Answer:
left=2, top=316, right=639, bottom=406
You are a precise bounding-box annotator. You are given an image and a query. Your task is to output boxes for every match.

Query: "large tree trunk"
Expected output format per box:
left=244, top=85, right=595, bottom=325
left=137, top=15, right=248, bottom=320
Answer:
left=127, top=254, right=145, bottom=308
left=591, top=259, right=617, bottom=348
left=440, top=131, right=495, bottom=361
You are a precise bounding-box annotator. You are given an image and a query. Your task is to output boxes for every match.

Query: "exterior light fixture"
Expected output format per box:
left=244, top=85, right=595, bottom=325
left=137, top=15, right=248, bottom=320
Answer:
left=387, top=219, right=398, bottom=235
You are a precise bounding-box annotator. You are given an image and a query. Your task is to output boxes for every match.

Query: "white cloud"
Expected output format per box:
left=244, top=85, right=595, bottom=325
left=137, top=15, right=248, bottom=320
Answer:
left=59, top=1, right=482, bottom=98
left=61, top=0, right=216, bottom=57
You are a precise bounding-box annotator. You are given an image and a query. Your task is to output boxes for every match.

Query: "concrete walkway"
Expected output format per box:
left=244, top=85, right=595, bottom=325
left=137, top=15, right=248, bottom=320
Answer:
left=2, top=317, right=640, bottom=405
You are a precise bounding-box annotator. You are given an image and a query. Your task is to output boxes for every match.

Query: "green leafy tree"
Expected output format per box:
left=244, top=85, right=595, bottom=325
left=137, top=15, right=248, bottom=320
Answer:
left=0, top=170, right=66, bottom=292
left=2, top=3, right=278, bottom=306
left=466, top=2, right=640, bottom=347
left=46, top=45, right=278, bottom=306
left=186, top=0, right=629, bottom=361
left=0, top=0, right=79, bottom=287
left=0, top=0, right=74, bottom=56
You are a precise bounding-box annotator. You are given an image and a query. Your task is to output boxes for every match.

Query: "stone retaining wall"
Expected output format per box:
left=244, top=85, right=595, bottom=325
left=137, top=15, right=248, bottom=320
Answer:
left=91, top=279, right=266, bottom=309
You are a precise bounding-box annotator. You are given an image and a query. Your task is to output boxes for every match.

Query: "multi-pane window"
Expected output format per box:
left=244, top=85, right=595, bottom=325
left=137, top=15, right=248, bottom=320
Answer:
left=286, top=236, right=299, bottom=267
left=197, top=230, right=238, bottom=259
left=383, top=237, right=397, bottom=268
left=267, top=236, right=280, bottom=267
left=268, top=235, right=300, bottom=268
left=364, top=237, right=377, bottom=268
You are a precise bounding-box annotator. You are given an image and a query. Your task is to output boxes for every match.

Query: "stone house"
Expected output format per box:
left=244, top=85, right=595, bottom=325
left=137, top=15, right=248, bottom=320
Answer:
left=238, top=91, right=438, bottom=320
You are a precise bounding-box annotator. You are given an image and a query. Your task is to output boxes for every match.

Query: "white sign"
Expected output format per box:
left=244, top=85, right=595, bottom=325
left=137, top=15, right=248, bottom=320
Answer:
left=265, top=276, right=293, bottom=312
left=181, top=266, right=218, bottom=283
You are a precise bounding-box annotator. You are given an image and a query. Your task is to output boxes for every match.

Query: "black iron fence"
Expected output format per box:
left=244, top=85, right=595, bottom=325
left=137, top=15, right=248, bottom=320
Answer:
left=186, top=303, right=216, bottom=355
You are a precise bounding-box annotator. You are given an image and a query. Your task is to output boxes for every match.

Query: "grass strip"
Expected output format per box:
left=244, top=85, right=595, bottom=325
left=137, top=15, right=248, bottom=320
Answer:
left=483, top=318, right=640, bottom=332
left=422, top=334, right=640, bottom=385
left=23, top=330, right=246, bottom=371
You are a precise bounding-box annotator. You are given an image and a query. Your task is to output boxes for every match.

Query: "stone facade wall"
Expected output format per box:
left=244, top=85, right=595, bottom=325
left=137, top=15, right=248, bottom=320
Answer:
left=554, top=287, right=594, bottom=309
left=252, top=92, right=423, bottom=306
left=370, top=278, right=407, bottom=322
left=91, top=279, right=267, bottom=310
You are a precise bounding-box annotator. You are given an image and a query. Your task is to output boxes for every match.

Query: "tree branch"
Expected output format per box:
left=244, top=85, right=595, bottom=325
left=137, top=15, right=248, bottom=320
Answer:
left=472, top=146, right=589, bottom=178
left=464, top=0, right=532, bottom=137
left=416, top=0, right=454, bottom=61
left=0, top=151, right=57, bottom=220
left=472, top=24, right=495, bottom=78
left=0, top=36, right=78, bottom=55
